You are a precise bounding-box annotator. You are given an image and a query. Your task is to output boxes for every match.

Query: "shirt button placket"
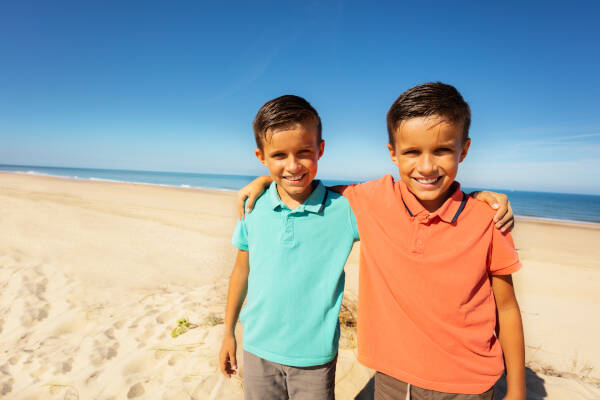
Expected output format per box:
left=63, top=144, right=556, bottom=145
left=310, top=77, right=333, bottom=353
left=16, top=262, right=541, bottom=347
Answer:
left=281, top=211, right=294, bottom=245
left=413, top=214, right=429, bottom=255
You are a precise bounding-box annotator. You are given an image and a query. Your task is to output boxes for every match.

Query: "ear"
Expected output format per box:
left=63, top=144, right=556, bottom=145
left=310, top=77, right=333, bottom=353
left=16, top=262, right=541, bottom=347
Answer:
left=255, top=148, right=266, bottom=166
left=459, top=138, right=471, bottom=163
left=317, top=140, right=325, bottom=160
left=387, top=143, right=399, bottom=165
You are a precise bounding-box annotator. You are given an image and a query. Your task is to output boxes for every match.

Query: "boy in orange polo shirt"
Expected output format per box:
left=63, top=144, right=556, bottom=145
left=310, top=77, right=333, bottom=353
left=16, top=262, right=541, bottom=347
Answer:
left=240, top=83, right=524, bottom=399
left=339, top=83, right=525, bottom=399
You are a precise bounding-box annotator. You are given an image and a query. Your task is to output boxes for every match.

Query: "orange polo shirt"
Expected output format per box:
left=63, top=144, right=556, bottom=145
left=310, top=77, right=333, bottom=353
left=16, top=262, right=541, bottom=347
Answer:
left=341, top=175, right=521, bottom=394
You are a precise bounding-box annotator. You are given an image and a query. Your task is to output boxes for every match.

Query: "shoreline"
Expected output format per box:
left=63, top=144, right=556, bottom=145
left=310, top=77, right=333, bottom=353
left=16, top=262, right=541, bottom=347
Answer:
left=0, top=170, right=241, bottom=193
left=2, top=170, right=599, bottom=227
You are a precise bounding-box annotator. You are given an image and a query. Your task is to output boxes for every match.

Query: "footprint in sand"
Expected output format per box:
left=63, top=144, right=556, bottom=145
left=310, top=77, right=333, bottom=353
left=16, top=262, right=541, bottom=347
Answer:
left=134, top=322, right=155, bottom=343
left=104, top=328, right=116, bottom=340
left=64, top=387, right=79, bottom=400
left=0, top=377, right=14, bottom=396
left=168, top=353, right=184, bottom=366
left=85, top=370, right=100, bottom=384
left=90, top=341, right=119, bottom=366
left=61, top=357, right=74, bottom=373
left=123, top=353, right=154, bottom=376
left=127, top=382, right=146, bottom=398
left=17, top=266, right=51, bottom=330
left=35, top=277, right=48, bottom=297
left=128, top=315, right=146, bottom=330
left=113, top=319, right=126, bottom=329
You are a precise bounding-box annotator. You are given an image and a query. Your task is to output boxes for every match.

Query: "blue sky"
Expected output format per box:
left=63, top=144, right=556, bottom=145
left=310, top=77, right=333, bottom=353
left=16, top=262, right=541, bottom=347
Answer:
left=1, top=1, right=599, bottom=194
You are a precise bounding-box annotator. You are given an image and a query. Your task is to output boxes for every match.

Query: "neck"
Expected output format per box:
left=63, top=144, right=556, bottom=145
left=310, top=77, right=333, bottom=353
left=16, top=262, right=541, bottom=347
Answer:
left=418, top=185, right=456, bottom=213
left=276, top=181, right=316, bottom=210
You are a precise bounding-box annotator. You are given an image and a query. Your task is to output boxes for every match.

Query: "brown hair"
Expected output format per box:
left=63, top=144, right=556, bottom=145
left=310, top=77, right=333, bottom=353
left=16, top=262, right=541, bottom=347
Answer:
left=253, top=95, right=322, bottom=149
left=386, top=82, right=471, bottom=146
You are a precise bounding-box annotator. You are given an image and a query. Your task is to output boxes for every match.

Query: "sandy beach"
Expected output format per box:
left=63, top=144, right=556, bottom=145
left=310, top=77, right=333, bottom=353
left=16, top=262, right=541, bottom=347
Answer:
left=1, top=172, right=599, bottom=399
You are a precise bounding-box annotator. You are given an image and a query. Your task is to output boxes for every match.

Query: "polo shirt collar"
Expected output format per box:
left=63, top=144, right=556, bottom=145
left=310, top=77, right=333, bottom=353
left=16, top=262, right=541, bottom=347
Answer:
left=268, top=180, right=327, bottom=213
left=399, top=180, right=467, bottom=223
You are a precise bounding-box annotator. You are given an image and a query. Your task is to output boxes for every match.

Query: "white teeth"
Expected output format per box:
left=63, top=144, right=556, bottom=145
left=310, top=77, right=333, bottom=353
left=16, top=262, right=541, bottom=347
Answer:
left=284, top=175, right=303, bottom=181
left=416, top=177, right=439, bottom=184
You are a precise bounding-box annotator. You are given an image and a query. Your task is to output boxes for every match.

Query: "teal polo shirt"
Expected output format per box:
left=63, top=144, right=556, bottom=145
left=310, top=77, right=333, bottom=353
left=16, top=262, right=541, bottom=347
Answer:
left=232, top=180, right=359, bottom=367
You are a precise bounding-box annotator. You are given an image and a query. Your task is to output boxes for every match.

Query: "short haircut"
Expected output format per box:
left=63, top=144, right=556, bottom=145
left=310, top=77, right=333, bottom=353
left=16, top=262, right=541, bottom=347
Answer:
left=253, top=95, right=322, bottom=149
left=386, top=82, right=471, bottom=146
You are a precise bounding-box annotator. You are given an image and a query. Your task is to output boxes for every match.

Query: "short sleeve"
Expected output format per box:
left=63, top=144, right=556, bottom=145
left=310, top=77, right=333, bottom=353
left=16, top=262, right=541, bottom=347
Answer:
left=336, top=176, right=392, bottom=214
left=337, top=184, right=359, bottom=206
left=488, top=228, right=521, bottom=275
left=232, top=218, right=249, bottom=251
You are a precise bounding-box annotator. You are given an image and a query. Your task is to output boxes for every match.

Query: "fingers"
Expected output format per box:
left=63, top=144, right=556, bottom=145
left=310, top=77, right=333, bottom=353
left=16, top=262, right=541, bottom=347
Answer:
left=498, top=203, right=515, bottom=233
left=492, top=201, right=507, bottom=224
left=220, top=354, right=235, bottom=377
left=219, top=346, right=238, bottom=378
left=245, top=193, right=258, bottom=215
left=236, top=192, right=249, bottom=219
left=470, top=190, right=500, bottom=210
left=223, top=350, right=237, bottom=377
left=470, top=191, right=514, bottom=233
left=230, top=350, right=238, bottom=373
left=492, top=198, right=514, bottom=233
left=219, top=349, right=230, bottom=377
left=236, top=191, right=259, bottom=219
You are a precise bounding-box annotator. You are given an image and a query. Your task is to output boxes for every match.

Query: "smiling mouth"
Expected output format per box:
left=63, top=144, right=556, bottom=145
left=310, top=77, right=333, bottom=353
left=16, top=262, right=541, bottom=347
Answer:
left=283, top=174, right=306, bottom=183
left=413, top=176, right=442, bottom=185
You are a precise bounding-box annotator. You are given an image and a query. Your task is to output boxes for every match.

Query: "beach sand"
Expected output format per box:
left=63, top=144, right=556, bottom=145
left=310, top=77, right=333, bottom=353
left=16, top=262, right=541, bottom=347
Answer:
left=1, top=172, right=598, bottom=399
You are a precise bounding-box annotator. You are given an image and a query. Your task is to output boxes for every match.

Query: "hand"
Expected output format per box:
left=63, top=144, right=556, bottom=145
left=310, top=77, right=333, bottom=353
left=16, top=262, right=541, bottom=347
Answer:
left=470, top=191, right=514, bottom=233
left=219, top=334, right=238, bottom=378
left=502, top=391, right=526, bottom=400
left=237, top=176, right=272, bottom=218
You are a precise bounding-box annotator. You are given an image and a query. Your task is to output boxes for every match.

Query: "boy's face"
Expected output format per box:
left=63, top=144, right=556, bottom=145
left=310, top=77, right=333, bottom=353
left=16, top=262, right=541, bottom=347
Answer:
left=255, top=122, right=324, bottom=205
left=387, top=115, right=470, bottom=212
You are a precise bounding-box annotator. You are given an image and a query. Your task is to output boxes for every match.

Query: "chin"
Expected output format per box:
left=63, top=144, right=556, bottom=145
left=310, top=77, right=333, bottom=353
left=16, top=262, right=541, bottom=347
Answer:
left=281, top=183, right=309, bottom=193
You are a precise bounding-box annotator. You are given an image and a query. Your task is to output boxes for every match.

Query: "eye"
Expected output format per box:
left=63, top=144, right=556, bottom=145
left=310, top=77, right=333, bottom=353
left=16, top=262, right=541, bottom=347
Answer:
left=435, top=148, right=453, bottom=154
left=271, top=153, right=286, bottom=159
left=402, top=150, right=419, bottom=156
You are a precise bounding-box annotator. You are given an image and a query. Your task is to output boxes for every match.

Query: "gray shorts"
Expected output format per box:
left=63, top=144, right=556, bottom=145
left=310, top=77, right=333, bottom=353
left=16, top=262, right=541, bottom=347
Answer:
left=243, top=350, right=337, bottom=400
left=374, top=372, right=494, bottom=400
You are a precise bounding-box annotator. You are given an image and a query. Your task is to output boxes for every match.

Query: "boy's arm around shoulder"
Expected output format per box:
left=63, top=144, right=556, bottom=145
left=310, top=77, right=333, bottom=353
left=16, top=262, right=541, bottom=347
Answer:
left=470, top=190, right=514, bottom=232
left=492, top=274, right=526, bottom=400
left=219, top=249, right=249, bottom=378
left=237, top=176, right=272, bottom=218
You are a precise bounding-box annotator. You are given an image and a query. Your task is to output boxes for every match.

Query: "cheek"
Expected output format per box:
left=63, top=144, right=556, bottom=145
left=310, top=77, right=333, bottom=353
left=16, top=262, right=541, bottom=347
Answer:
left=440, top=158, right=460, bottom=173
left=396, top=158, right=414, bottom=172
left=302, top=157, right=318, bottom=168
left=266, top=159, right=283, bottom=171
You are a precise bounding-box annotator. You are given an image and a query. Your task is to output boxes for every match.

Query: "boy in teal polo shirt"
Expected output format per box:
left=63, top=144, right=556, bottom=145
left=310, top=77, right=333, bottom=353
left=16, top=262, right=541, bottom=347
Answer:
left=219, top=95, right=359, bottom=399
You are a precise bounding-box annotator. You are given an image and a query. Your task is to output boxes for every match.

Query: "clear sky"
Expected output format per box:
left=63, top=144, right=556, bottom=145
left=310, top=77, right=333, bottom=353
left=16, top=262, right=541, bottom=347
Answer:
left=1, top=1, right=599, bottom=194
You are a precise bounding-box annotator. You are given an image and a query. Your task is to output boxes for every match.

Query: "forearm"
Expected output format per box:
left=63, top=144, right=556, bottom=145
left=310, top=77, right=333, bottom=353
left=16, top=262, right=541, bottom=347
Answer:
left=253, top=175, right=272, bottom=188
left=224, top=253, right=249, bottom=335
left=497, top=304, right=526, bottom=399
left=237, top=176, right=273, bottom=216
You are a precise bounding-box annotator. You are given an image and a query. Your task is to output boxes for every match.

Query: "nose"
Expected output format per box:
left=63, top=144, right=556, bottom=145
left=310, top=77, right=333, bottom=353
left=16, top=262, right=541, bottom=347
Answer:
left=417, top=153, right=436, bottom=176
left=285, top=155, right=302, bottom=172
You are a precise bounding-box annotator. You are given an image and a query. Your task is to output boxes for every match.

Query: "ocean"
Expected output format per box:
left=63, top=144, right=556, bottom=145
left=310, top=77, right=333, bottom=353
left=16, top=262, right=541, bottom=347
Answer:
left=2, top=164, right=599, bottom=224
